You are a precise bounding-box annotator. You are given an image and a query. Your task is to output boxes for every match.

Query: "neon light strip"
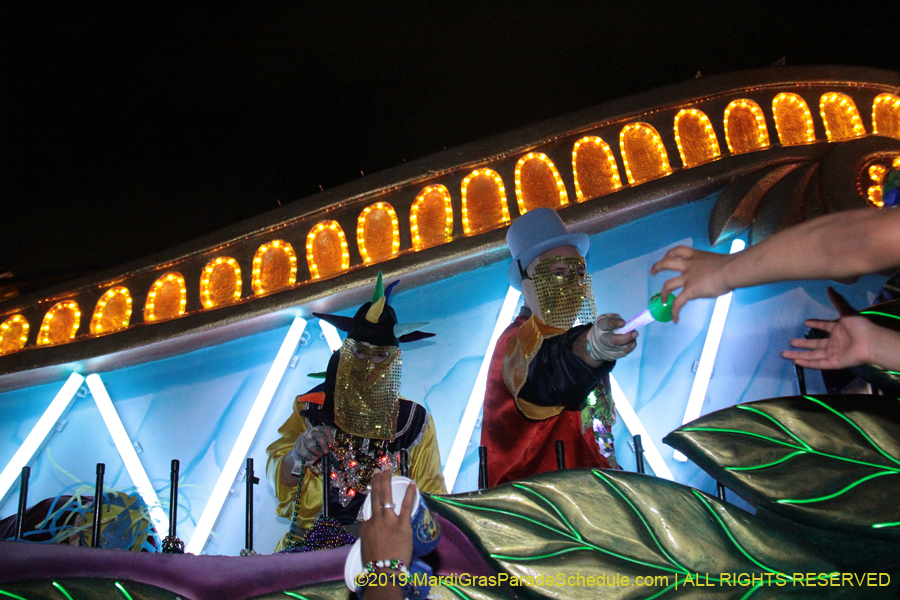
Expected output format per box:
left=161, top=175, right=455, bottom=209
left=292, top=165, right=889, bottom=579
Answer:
left=186, top=316, right=307, bottom=554
left=675, top=238, right=745, bottom=462
left=0, top=373, right=85, bottom=507
left=319, top=320, right=343, bottom=352
left=443, top=287, right=521, bottom=492
left=86, top=374, right=169, bottom=536
left=608, top=375, right=674, bottom=480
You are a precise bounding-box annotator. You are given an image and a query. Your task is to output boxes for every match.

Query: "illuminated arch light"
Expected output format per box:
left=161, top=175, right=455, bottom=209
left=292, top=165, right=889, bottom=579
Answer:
left=306, top=221, right=350, bottom=280
left=514, top=152, right=568, bottom=214
left=724, top=99, right=770, bottom=154
left=0, top=315, right=29, bottom=355
left=410, top=185, right=453, bottom=250
left=461, top=168, right=510, bottom=234
left=619, top=123, right=673, bottom=185
left=37, top=301, right=81, bottom=346
left=357, top=202, right=400, bottom=265
left=872, top=93, right=900, bottom=139
left=144, top=272, right=187, bottom=323
left=673, top=109, right=721, bottom=168
left=572, top=136, right=622, bottom=201
left=772, top=93, right=816, bottom=146
left=90, top=287, right=133, bottom=335
left=200, top=257, right=242, bottom=309
left=252, top=240, right=297, bottom=295
left=820, top=92, right=866, bottom=142
left=868, top=164, right=888, bottom=207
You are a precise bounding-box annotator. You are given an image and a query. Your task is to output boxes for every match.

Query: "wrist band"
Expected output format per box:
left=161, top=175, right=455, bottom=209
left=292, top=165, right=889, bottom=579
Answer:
left=364, top=558, right=408, bottom=575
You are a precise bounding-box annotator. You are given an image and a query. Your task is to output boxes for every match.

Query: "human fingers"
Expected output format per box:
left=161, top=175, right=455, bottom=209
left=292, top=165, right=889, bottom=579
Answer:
left=669, top=292, right=692, bottom=324
left=782, top=349, right=828, bottom=361
left=804, top=319, right=837, bottom=333
left=377, top=469, right=397, bottom=517
left=369, top=470, right=385, bottom=520
left=658, top=275, right=685, bottom=302
left=788, top=337, right=828, bottom=349
left=782, top=353, right=831, bottom=369
left=399, top=480, right=417, bottom=522
left=321, top=428, right=335, bottom=446
left=608, top=331, right=638, bottom=347
left=651, top=246, right=694, bottom=273
left=594, top=313, right=623, bottom=332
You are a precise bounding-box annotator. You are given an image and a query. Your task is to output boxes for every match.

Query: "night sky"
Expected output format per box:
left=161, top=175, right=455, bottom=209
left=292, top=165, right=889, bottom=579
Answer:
left=2, top=2, right=899, bottom=286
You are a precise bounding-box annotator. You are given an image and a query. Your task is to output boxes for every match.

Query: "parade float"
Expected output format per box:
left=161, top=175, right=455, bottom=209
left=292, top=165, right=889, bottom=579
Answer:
left=2, top=66, right=900, bottom=598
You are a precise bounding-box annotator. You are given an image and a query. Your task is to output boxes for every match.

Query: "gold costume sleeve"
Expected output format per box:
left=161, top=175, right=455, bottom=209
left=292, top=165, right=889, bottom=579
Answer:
left=502, top=315, right=567, bottom=420
left=409, top=413, right=448, bottom=495
left=265, top=401, right=326, bottom=551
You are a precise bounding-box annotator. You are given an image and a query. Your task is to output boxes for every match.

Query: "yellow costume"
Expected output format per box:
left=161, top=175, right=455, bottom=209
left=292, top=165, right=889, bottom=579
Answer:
left=266, top=394, right=446, bottom=552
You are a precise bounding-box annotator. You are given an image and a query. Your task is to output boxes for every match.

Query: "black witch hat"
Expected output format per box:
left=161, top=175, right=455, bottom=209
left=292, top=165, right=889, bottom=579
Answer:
left=312, top=272, right=434, bottom=347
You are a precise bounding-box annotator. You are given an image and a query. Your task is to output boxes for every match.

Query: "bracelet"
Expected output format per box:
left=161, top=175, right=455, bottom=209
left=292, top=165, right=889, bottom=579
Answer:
left=364, top=558, right=408, bottom=576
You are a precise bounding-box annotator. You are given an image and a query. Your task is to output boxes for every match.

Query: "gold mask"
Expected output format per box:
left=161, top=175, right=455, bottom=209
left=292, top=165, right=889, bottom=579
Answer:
left=334, top=338, right=401, bottom=440
left=531, top=255, right=597, bottom=330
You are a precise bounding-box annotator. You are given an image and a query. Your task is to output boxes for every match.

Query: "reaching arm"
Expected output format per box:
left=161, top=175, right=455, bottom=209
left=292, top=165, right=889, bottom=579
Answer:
left=651, top=208, right=900, bottom=322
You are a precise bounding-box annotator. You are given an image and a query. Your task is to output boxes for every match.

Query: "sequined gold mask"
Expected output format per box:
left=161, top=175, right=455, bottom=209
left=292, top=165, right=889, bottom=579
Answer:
left=334, top=338, right=401, bottom=440
left=531, top=256, right=597, bottom=330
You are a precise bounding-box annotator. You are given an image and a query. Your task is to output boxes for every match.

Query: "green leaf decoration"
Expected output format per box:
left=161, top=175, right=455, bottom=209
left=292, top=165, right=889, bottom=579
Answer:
left=427, top=469, right=871, bottom=599
left=0, top=578, right=179, bottom=600
left=664, top=394, right=900, bottom=542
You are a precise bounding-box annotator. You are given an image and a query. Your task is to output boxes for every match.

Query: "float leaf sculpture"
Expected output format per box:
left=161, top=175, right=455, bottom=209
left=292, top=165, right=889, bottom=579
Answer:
left=664, top=394, right=900, bottom=542
left=428, top=469, right=860, bottom=599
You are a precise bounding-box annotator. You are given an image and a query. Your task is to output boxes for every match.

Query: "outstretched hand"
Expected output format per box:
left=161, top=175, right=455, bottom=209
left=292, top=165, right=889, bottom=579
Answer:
left=649, top=246, right=734, bottom=323
left=360, top=469, right=416, bottom=568
left=782, top=287, right=872, bottom=371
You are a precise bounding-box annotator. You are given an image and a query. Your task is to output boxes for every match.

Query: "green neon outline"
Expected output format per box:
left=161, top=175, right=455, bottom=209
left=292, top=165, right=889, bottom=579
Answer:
left=886, top=370, right=900, bottom=376
left=803, top=396, right=900, bottom=468
left=691, top=490, right=791, bottom=579
left=114, top=582, right=134, bottom=600
left=0, top=590, right=28, bottom=600
left=873, top=521, right=900, bottom=529
left=283, top=592, right=312, bottom=600
left=860, top=310, right=900, bottom=320
left=681, top=427, right=900, bottom=473
left=778, top=471, right=897, bottom=504
left=736, top=405, right=813, bottom=450
left=738, top=584, right=762, bottom=600
left=430, top=496, right=686, bottom=576
left=591, top=470, right=690, bottom=574
left=726, top=451, right=807, bottom=471
left=510, top=483, right=583, bottom=541
left=52, top=583, right=74, bottom=600
left=491, top=546, right=594, bottom=561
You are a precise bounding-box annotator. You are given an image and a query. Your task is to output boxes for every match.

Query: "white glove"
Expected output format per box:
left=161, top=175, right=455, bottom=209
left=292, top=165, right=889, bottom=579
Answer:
left=290, top=426, right=334, bottom=470
left=587, top=313, right=637, bottom=361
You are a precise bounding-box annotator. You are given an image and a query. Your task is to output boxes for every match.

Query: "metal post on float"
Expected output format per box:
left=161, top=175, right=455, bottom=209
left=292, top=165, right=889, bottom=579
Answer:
left=633, top=435, right=646, bottom=474
left=398, top=449, right=410, bottom=478
left=91, top=463, right=105, bottom=548
left=477, top=446, right=488, bottom=490
left=555, top=441, right=566, bottom=470
left=14, top=466, right=30, bottom=542
left=162, top=460, right=184, bottom=554
left=244, top=457, right=259, bottom=555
